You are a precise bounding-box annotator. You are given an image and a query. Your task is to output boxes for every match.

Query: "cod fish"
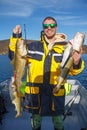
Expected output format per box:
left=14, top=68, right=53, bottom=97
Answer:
left=12, top=39, right=27, bottom=96
left=10, top=39, right=27, bottom=117
left=53, top=32, right=85, bottom=93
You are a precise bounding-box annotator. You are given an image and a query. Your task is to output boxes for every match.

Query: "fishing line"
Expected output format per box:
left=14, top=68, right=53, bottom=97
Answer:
left=24, top=24, right=26, bottom=41
left=23, top=24, right=35, bottom=127
left=27, top=64, right=35, bottom=128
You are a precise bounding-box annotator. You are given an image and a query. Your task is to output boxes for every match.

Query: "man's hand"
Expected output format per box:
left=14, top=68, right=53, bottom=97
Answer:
left=13, top=25, right=21, bottom=34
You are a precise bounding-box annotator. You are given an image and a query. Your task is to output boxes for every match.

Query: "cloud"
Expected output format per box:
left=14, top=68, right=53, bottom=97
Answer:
left=0, top=0, right=36, bottom=17
left=55, top=15, right=81, bottom=21
left=0, top=0, right=87, bottom=29
left=0, top=0, right=85, bottom=17
left=65, top=21, right=87, bottom=26
left=55, top=15, right=87, bottom=26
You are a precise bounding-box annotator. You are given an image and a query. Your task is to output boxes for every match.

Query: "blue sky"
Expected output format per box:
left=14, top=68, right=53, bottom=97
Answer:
left=0, top=0, right=87, bottom=44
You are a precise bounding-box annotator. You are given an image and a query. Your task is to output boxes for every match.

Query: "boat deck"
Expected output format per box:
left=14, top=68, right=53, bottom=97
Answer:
left=0, top=79, right=87, bottom=130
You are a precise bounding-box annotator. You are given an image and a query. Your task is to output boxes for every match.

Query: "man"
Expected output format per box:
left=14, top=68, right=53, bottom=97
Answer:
left=8, top=17, right=84, bottom=130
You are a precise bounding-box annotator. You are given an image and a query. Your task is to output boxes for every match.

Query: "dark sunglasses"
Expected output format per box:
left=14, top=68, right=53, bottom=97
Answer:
left=43, top=23, right=57, bottom=29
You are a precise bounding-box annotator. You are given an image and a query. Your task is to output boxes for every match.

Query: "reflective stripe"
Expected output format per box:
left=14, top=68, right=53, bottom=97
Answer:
left=28, top=50, right=44, bottom=56
left=25, top=105, right=39, bottom=109
left=64, top=83, right=72, bottom=95
left=25, top=86, right=39, bottom=94
left=53, top=53, right=62, bottom=56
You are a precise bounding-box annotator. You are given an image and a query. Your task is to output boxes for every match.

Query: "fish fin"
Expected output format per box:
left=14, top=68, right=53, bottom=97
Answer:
left=15, top=113, right=21, bottom=118
left=17, top=92, right=24, bottom=98
left=11, top=59, right=15, bottom=65
left=53, top=86, right=60, bottom=93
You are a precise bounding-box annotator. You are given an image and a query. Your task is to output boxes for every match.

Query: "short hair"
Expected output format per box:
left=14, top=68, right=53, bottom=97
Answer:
left=42, top=16, right=57, bottom=26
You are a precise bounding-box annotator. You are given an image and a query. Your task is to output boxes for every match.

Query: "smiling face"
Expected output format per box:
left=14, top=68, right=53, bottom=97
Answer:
left=43, top=18, right=57, bottom=39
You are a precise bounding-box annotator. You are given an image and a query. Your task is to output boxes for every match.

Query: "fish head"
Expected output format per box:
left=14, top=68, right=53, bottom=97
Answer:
left=72, top=32, right=85, bottom=52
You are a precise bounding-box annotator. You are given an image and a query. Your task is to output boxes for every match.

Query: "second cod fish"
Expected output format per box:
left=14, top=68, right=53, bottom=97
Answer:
left=53, top=32, right=85, bottom=93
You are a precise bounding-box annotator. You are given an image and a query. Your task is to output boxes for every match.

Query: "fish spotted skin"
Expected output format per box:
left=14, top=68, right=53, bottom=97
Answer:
left=12, top=39, right=27, bottom=96
left=10, top=39, right=27, bottom=117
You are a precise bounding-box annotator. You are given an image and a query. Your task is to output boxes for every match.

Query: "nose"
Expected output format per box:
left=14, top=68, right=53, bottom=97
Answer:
left=47, top=25, right=51, bottom=29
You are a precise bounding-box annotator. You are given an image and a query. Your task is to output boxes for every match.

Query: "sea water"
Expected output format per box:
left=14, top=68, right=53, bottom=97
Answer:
left=0, top=54, right=87, bottom=89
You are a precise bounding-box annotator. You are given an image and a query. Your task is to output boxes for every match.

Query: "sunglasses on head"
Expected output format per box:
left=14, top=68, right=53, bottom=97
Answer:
left=43, top=23, right=57, bottom=29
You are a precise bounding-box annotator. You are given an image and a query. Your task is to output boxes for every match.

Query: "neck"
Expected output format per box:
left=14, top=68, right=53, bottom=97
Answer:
left=45, top=35, right=56, bottom=44
left=48, top=37, right=56, bottom=43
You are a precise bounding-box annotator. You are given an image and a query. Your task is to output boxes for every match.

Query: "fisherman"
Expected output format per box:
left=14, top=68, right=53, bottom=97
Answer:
left=8, top=16, right=84, bottom=130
